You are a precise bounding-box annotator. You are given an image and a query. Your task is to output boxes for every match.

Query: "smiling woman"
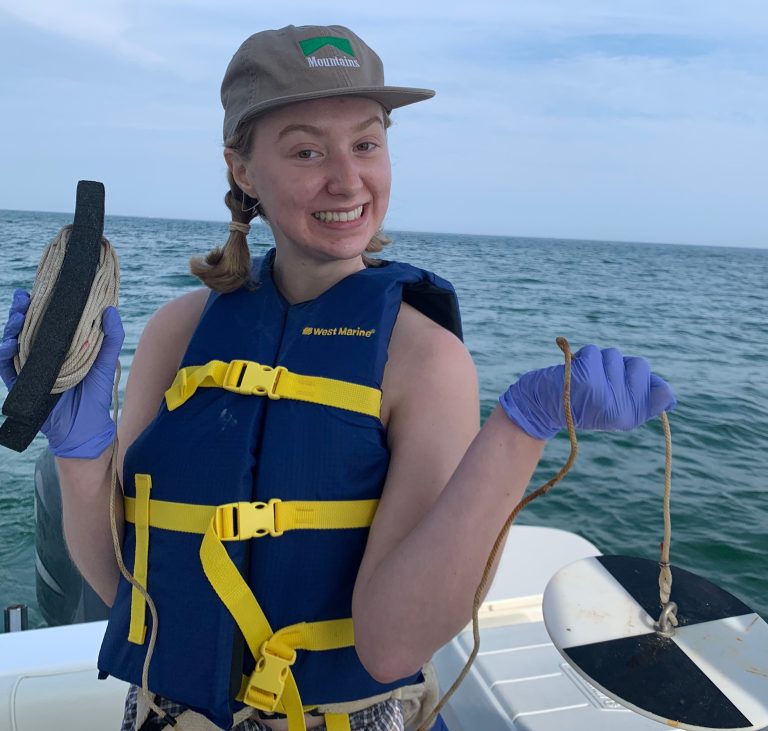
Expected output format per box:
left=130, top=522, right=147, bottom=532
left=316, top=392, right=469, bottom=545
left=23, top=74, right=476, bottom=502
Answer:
left=0, top=21, right=676, bottom=731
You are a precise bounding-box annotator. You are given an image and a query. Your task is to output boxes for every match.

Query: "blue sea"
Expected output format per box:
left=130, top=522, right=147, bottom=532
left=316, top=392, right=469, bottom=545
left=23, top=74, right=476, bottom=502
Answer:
left=1, top=210, right=766, bottom=628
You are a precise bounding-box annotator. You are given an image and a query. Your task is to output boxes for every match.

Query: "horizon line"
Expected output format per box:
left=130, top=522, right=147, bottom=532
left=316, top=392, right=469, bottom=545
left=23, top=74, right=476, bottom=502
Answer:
left=1, top=207, right=766, bottom=252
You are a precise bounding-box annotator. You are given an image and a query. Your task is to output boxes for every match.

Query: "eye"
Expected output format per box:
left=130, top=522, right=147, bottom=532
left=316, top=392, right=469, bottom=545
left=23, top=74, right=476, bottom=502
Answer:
left=355, top=141, right=378, bottom=153
left=296, top=149, right=320, bottom=160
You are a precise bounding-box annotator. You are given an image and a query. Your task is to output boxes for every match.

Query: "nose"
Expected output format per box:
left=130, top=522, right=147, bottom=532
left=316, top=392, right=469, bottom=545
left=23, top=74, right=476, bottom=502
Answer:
left=326, top=151, right=363, bottom=197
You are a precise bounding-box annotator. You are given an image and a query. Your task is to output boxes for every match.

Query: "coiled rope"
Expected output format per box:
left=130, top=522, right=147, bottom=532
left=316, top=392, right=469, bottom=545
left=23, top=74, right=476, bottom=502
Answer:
left=16, top=225, right=120, bottom=388
left=419, top=337, right=675, bottom=730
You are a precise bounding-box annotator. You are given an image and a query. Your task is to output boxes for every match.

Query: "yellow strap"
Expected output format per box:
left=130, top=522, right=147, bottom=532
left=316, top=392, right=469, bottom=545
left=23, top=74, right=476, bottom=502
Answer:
left=128, top=474, right=152, bottom=645
left=200, top=518, right=357, bottom=730
left=164, top=360, right=381, bottom=418
left=124, top=497, right=378, bottom=539
left=324, top=714, right=351, bottom=731
left=199, top=523, right=271, bottom=667
left=272, top=619, right=355, bottom=653
left=124, top=497, right=214, bottom=534
left=276, top=500, right=377, bottom=533
left=276, top=367, right=381, bottom=418
left=199, top=520, right=306, bottom=731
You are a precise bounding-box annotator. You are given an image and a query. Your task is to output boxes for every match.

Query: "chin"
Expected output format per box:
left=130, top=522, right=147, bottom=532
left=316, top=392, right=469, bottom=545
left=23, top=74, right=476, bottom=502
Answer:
left=318, top=234, right=377, bottom=261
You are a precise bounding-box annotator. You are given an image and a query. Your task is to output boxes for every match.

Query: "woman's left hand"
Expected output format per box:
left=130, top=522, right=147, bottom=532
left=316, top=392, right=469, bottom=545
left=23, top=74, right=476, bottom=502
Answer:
left=499, top=344, right=676, bottom=440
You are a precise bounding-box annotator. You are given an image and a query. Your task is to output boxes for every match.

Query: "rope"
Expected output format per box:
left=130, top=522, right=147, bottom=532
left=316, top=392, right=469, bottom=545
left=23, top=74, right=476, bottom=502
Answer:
left=419, top=338, right=675, bottom=729
left=19, top=224, right=175, bottom=726
left=418, top=336, right=579, bottom=730
left=15, top=225, right=120, bottom=391
left=108, top=403, right=175, bottom=725
left=657, top=412, right=677, bottom=629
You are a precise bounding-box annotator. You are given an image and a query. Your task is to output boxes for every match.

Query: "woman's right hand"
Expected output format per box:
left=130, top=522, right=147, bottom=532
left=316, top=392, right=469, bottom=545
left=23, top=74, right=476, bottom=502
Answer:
left=0, top=288, right=30, bottom=389
left=1, top=288, right=125, bottom=459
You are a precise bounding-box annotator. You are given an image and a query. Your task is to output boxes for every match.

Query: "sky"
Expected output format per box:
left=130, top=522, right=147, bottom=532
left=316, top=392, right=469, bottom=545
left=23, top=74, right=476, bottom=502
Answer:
left=1, top=1, right=767, bottom=248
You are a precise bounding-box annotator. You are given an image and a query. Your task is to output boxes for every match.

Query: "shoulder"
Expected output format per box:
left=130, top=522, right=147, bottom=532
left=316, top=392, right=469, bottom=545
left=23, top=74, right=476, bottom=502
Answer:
left=388, top=302, right=475, bottom=384
left=116, top=287, right=210, bottom=481
left=130, top=286, right=211, bottom=390
left=381, top=301, right=477, bottom=428
left=141, top=287, right=211, bottom=342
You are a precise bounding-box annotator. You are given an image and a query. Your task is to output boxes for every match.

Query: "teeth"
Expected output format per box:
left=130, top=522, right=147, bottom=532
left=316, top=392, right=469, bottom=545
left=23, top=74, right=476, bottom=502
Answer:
left=313, top=205, right=364, bottom=223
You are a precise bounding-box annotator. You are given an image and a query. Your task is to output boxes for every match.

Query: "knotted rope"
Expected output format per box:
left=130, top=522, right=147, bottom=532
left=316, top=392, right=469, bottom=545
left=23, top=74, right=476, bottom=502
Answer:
left=656, top=412, right=677, bottom=632
left=419, top=337, right=675, bottom=730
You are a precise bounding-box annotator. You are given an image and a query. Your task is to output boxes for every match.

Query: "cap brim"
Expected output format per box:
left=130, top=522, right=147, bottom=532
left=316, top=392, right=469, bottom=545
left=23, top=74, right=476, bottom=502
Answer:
left=233, top=85, right=435, bottom=136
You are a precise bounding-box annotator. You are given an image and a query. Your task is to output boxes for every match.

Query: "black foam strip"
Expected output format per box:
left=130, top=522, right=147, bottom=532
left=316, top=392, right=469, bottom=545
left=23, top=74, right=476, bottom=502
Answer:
left=565, top=633, right=752, bottom=728
left=597, top=555, right=753, bottom=628
left=0, top=180, right=105, bottom=452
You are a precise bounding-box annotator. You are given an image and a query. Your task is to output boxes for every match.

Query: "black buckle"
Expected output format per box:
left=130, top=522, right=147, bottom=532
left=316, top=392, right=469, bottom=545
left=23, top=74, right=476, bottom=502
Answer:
left=255, top=708, right=324, bottom=720
left=256, top=710, right=286, bottom=720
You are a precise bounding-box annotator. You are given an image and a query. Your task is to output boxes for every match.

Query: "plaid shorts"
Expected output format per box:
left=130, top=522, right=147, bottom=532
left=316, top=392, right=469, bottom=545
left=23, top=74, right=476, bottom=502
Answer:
left=120, top=684, right=405, bottom=731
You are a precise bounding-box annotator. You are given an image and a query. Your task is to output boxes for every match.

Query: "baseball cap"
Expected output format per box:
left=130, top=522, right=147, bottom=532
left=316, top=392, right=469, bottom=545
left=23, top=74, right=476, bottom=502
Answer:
left=221, top=24, right=435, bottom=141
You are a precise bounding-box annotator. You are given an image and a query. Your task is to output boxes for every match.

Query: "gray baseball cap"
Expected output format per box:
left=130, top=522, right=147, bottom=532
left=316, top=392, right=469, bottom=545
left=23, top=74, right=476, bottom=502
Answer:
left=221, top=24, right=435, bottom=141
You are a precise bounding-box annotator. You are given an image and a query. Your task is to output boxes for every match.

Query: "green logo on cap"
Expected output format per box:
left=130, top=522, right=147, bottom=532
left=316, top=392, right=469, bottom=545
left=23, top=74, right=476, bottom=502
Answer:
left=300, top=36, right=355, bottom=57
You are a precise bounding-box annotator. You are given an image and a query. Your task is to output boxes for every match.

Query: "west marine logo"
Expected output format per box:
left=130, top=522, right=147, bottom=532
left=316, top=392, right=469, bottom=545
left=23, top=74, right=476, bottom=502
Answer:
left=302, top=326, right=375, bottom=338
left=300, top=36, right=361, bottom=68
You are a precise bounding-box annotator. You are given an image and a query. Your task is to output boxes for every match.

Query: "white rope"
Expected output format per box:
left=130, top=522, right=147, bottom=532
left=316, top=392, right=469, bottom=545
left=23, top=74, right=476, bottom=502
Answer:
left=15, top=224, right=120, bottom=391
left=657, top=411, right=678, bottom=629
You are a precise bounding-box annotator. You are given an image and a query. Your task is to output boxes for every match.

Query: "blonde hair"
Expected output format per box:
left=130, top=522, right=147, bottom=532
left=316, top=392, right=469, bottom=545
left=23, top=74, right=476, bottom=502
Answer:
left=190, top=108, right=393, bottom=293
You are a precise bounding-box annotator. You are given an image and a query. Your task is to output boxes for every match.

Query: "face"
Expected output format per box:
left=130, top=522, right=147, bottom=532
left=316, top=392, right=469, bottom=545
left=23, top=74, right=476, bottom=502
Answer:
left=226, top=96, right=391, bottom=267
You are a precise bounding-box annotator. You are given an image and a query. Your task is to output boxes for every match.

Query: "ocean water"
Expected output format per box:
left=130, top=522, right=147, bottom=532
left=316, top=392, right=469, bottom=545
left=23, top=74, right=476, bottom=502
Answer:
left=1, top=209, right=766, bottom=630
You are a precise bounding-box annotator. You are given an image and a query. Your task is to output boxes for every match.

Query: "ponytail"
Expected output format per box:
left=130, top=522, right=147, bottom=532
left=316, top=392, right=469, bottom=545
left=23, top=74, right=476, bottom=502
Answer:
left=189, top=170, right=259, bottom=292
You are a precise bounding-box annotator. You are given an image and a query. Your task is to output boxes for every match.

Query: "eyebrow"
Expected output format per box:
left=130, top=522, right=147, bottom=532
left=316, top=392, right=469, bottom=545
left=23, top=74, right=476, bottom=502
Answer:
left=277, top=115, right=384, bottom=141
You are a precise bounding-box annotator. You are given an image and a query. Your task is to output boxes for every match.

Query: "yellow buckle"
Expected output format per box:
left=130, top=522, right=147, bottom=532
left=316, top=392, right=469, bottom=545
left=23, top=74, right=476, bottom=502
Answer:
left=213, top=499, right=284, bottom=540
left=223, top=360, right=284, bottom=399
left=242, top=640, right=297, bottom=712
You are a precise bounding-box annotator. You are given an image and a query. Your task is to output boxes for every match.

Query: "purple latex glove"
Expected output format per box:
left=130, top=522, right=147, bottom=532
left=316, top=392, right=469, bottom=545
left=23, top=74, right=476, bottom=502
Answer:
left=0, top=289, right=30, bottom=386
left=499, top=344, right=676, bottom=440
left=1, top=288, right=124, bottom=458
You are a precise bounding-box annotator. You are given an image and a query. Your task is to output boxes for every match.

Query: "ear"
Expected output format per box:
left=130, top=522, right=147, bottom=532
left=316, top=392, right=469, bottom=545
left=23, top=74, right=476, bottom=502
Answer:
left=224, top=148, right=258, bottom=199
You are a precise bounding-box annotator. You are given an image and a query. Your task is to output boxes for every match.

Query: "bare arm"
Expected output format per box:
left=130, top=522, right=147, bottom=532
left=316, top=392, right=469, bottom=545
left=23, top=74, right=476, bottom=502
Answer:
left=56, top=288, right=210, bottom=605
left=352, top=307, right=545, bottom=683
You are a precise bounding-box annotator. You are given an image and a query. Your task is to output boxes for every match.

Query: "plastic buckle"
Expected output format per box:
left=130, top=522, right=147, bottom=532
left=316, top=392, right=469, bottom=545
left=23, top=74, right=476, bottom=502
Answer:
left=242, top=640, right=297, bottom=713
left=213, top=499, right=283, bottom=540
left=223, top=360, right=284, bottom=399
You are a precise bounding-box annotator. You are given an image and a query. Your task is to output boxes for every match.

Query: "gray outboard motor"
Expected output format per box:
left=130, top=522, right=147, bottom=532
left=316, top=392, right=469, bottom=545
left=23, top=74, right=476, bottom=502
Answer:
left=34, top=448, right=109, bottom=625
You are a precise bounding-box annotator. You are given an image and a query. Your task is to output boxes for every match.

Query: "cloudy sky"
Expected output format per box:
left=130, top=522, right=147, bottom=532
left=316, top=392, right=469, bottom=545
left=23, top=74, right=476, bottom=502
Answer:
left=1, top=1, right=767, bottom=248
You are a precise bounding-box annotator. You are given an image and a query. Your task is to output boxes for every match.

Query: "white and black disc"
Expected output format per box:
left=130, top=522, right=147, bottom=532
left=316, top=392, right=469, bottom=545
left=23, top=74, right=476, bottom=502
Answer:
left=543, top=555, right=768, bottom=731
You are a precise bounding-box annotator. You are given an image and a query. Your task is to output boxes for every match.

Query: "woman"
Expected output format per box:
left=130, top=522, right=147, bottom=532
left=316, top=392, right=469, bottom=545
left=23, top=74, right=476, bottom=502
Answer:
left=0, top=25, right=674, bottom=731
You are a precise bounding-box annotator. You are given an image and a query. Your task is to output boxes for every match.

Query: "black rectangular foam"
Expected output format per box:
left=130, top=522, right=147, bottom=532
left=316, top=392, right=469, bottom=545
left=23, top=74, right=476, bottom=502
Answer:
left=0, top=180, right=105, bottom=452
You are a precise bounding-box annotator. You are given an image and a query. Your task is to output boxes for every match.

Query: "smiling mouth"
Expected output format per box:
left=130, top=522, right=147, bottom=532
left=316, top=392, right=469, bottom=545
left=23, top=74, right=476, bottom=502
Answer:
left=312, top=205, right=365, bottom=223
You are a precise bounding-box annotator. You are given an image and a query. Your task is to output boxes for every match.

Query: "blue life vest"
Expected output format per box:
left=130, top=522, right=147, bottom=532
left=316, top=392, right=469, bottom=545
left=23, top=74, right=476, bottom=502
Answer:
left=98, top=250, right=462, bottom=730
